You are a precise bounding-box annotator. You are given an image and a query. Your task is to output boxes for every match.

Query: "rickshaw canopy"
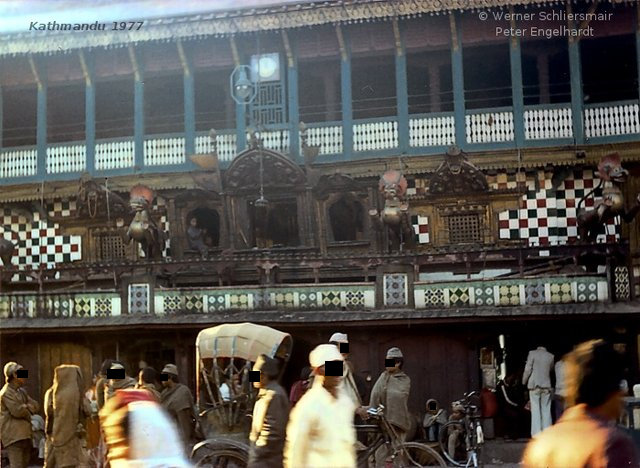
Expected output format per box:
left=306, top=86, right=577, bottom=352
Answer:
left=196, top=322, right=292, bottom=363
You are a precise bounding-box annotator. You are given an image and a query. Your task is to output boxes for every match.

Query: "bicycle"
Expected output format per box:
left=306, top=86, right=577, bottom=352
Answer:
left=438, top=391, right=485, bottom=468
left=356, top=405, right=446, bottom=467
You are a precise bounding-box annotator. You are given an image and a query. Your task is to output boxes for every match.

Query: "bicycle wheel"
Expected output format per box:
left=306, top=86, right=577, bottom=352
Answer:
left=392, top=442, right=447, bottom=467
left=438, top=421, right=466, bottom=467
left=192, top=448, right=248, bottom=468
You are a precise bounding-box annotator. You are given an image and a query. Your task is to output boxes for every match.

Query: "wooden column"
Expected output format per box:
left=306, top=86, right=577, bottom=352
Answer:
left=449, top=12, right=466, bottom=149
left=509, top=9, right=525, bottom=148
left=393, top=19, right=409, bottom=154
left=537, top=53, right=550, bottom=105
left=283, top=31, right=300, bottom=161
left=29, top=56, right=47, bottom=178
left=636, top=6, right=640, bottom=105
left=79, top=51, right=95, bottom=175
left=336, top=25, right=353, bottom=160
left=177, top=40, right=196, bottom=161
left=567, top=2, right=584, bottom=144
left=0, top=85, right=3, bottom=149
left=230, top=37, right=247, bottom=153
left=428, top=63, right=441, bottom=113
left=128, top=46, right=145, bottom=170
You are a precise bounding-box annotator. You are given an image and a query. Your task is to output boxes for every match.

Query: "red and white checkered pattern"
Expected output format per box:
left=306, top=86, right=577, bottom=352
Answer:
left=412, top=215, right=430, bottom=244
left=1, top=202, right=82, bottom=273
left=498, top=169, right=620, bottom=246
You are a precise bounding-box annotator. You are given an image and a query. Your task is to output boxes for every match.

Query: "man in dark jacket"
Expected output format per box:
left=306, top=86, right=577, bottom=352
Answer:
left=248, top=354, right=289, bottom=468
left=522, top=340, right=639, bottom=467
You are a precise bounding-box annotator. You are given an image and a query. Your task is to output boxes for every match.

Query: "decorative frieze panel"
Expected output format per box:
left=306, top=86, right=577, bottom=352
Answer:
left=414, top=276, right=607, bottom=309
left=2, top=293, right=121, bottom=318
left=614, top=266, right=631, bottom=302
left=154, top=284, right=376, bottom=314
left=383, top=274, right=408, bottom=307
left=498, top=169, right=620, bottom=246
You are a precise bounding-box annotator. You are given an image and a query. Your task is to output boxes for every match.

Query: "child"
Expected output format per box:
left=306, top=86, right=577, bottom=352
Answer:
left=422, top=399, right=447, bottom=442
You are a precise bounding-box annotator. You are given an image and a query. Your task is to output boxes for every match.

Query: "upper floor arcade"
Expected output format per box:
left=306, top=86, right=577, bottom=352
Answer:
left=1, top=1, right=639, bottom=185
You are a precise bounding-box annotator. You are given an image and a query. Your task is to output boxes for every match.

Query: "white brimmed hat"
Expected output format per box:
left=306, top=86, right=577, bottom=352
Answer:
left=309, top=344, right=344, bottom=368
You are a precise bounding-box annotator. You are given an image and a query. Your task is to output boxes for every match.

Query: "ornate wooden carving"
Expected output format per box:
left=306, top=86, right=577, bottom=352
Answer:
left=223, top=148, right=306, bottom=192
left=429, top=146, right=489, bottom=195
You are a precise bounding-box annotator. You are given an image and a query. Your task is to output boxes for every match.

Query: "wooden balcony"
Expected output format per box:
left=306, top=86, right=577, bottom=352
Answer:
left=1, top=100, right=638, bottom=185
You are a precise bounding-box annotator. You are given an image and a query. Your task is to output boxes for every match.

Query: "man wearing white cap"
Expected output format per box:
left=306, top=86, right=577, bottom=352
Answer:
left=329, top=332, right=363, bottom=408
left=0, top=362, right=39, bottom=468
left=284, top=344, right=357, bottom=468
left=370, top=347, right=412, bottom=467
left=104, top=362, right=136, bottom=403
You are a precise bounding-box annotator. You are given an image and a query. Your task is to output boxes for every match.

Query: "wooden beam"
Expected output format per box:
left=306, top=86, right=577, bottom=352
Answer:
left=449, top=12, right=466, bottom=149
left=281, top=30, right=294, bottom=68
left=578, top=1, right=600, bottom=33
left=28, top=56, right=43, bottom=90
left=78, top=50, right=92, bottom=87
left=509, top=6, right=525, bottom=148
left=335, top=24, right=348, bottom=62
left=127, top=45, right=141, bottom=82
left=176, top=39, right=192, bottom=77
left=229, top=36, right=240, bottom=67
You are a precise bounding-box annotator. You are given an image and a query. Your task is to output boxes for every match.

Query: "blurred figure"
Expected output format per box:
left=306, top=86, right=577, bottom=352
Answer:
left=43, top=364, right=92, bottom=468
left=496, top=373, right=527, bottom=440
left=522, top=339, right=640, bottom=467
left=370, top=347, right=411, bottom=467
left=104, top=362, right=136, bottom=403
left=522, top=345, right=554, bottom=437
left=329, top=332, right=364, bottom=407
left=553, top=357, right=567, bottom=421
left=248, top=354, right=289, bottom=468
left=160, top=364, right=196, bottom=447
left=423, top=399, right=447, bottom=442
left=136, top=367, right=161, bottom=401
left=284, top=344, right=356, bottom=468
left=0, top=361, right=39, bottom=468
left=100, top=389, right=192, bottom=467
left=96, top=359, right=114, bottom=410
left=288, top=366, right=311, bottom=407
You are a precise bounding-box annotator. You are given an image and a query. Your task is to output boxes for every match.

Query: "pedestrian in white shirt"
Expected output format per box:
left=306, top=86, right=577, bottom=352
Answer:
left=284, top=344, right=357, bottom=468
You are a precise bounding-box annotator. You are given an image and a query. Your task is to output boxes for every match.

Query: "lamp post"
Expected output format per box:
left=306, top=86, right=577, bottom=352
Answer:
left=230, top=65, right=256, bottom=105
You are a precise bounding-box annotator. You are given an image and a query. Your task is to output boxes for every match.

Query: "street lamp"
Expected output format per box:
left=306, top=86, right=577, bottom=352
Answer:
left=230, top=65, right=256, bottom=105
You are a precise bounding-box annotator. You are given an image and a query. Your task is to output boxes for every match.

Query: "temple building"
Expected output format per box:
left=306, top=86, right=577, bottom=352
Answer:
left=1, top=0, right=640, bottom=416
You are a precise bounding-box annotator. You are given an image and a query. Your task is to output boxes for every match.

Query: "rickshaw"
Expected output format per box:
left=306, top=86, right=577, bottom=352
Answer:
left=190, top=322, right=293, bottom=467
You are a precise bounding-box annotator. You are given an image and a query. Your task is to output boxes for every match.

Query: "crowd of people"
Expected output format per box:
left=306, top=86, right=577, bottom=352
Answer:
left=0, top=336, right=639, bottom=467
left=0, top=359, right=197, bottom=467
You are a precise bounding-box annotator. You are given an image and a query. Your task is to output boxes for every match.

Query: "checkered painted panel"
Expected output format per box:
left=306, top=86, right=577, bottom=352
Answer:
left=137, top=214, right=171, bottom=258
left=487, top=171, right=526, bottom=190
left=1, top=205, right=82, bottom=271
left=406, top=176, right=429, bottom=197
left=411, top=215, right=430, bottom=244
left=498, top=169, right=621, bottom=246
left=47, top=199, right=77, bottom=218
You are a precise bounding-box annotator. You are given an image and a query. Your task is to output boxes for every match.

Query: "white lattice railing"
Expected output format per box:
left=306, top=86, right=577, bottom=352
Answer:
left=354, top=119, right=398, bottom=151
left=524, top=105, right=573, bottom=140
left=46, top=144, right=86, bottom=174
left=95, top=139, right=135, bottom=170
left=304, top=124, right=343, bottom=155
left=584, top=102, right=640, bottom=138
left=257, top=129, right=290, bottom=153
left=465, top=109, right=515, bottom=143
left=409, top=114, right=455, bottom=147
left=0, top=147, right=37, bottom=178
left=144, top=136, right=185, bottom=166
left=195, top=132, right=237, bottom=162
